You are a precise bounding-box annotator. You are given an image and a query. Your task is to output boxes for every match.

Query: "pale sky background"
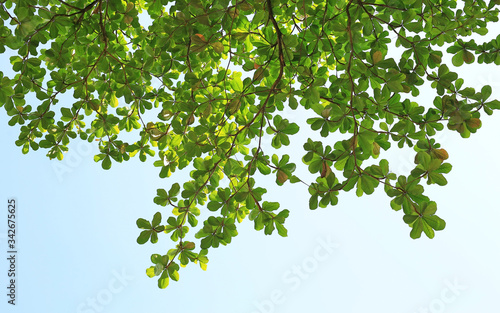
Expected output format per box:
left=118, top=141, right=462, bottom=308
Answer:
left=1, top=11, right=500, bottom=313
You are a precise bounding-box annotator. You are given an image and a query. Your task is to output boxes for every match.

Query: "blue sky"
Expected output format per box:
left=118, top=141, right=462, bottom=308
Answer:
left=2, top=17, right=500, bottom=313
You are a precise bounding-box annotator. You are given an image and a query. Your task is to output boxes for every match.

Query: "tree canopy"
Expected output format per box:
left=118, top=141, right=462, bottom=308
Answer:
left=1, top=0, right=500, bottom=288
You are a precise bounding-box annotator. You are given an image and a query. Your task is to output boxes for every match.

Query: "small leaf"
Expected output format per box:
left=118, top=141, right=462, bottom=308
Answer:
left=373, top=51, right=383, bottom=64
left=452, top=51, right=464, bottom=67
left=184, top=242, right=195, bottom=250
left=277, top=170, right=288, bottom=184
left=253, top=67, right=265, bottom=81
left=275, top=222, right=288, bottom=237
left=403, top=215, right=418, bottom=224
left=154, top=263, right=164, bottom=276
left=125, top=2, right=134, bottom=12
left=211, top=42, right=224, bottom=53
left=423, top=215, right=446, bottom=231
left=463, top=50, right=474, bottom=64
left=158, top=271, right=170, bottom=289
left=429, top=172, right=448, bottom=186
left=124, top=15, right=133, bottom=24
left=150, top=231, right=158, bottom=244
left=410, top=219, right=423, bottom=239
left=146, top=266, right=156, bottom=278
left=102, top=155, right=112, bottom=170
left=228, top=99, right=241, bottom=115
left=321, top=162, right=332, bottom=178
left=169, top=269, right=180, bottom=281
left=191, top=34, right=207, bottom=44
left=152, top=212, right=162, bottom=227
left=137, top=230, right=151, bottom=245
left=422, top=221, right=435, bottom=239
left=136, top=218, right=151, bottom=229
left=466, top=118, right=481, bottom=129
left=481, top=85, right=492, bottom=100
left=431, top=148, right=449, bottom=160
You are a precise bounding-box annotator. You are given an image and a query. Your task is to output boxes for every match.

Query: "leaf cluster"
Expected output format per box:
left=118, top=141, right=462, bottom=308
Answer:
left=2, top=0, right=500, bottom=288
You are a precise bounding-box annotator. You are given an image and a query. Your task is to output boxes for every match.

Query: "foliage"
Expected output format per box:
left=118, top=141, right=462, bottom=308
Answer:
left=2, top=0, right=500, bottom=288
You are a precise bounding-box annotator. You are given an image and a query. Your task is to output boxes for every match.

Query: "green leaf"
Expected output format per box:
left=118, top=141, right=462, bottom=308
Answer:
left=423, top=216, right=446, bottom=231
left=410, top=219, right=423, bottom=239
left=137, top=230, right=151, bottom=245
left=387, top=80, right=404, bottom=92
left=463, top=50, right=474, bottom=64
left=403, top=215, right=418, bottom=224
left=359, top=174, right=376, bottom=195
left=102, top=155, right=112, bottom=170
left=486, top=100, right=500, bottom=109
left=152, top=212, right=162, bottom=227
left=136, top=218, right=151, bottom=229
left=481, top=85, right=492, bottom=100
left=289, top=96, right=298, bottom=109
left=154, top=263, right=164, bottom=276
left=309, top=195, right=318, bottom=210
left=452, top=51, right=464, bottom=67
left=150, top=231, right=158, bottom=244
left=158, top=271, right=170, bottom=289
left=429, top=172, right=448, bottom=186
left=275, top=222, right=288, bottom=237
left=262, top=201, right=279, bottom=211
left=168, top=267, right=180, bottom=281
left=210, top=42, right=224, bottom=53
left=146, top=266, right=156, bottom=278
left=422, top=221, right=435, bottom=239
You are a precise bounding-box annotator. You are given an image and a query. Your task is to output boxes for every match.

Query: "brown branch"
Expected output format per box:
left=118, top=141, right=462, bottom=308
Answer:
left=266, top=0, right=285, bottom=91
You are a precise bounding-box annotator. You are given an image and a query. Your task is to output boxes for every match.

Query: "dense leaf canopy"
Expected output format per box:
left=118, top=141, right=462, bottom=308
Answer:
left=2, top=0, right=500, bottom=288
